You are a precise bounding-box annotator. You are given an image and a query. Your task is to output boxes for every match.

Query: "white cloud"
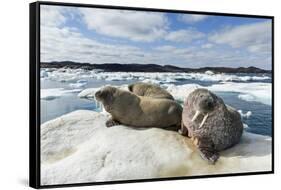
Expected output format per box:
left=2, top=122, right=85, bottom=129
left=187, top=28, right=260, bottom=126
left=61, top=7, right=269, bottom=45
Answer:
left=40, top=6, right=271, bottom=69
left=201, top=43, right=214, bottom=49
left=79, top=8, right=168, bottom=42
left=178, top=14, right=208, bottom=23
left=41, top=24, right=145, bottom=64
left=154, top=45, right=178, bottom=52
left=209, top=21, right=272, bottom=54
left=41, top=5, right=66, bottom=27
left=164, top=29, right=205, bottom=42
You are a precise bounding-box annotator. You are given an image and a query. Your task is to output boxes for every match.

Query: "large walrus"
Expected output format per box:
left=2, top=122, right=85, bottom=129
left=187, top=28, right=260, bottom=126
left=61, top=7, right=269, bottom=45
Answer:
left=128, top=82, right=174, bottom=100
left=180, top=88, right=243, bottom=164
left=95, top=86, right=182, bottom=129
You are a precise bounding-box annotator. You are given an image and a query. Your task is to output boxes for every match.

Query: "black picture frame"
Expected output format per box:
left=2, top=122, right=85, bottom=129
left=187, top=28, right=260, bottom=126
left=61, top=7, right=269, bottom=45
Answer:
left=29, top=1, right=274, bottom=189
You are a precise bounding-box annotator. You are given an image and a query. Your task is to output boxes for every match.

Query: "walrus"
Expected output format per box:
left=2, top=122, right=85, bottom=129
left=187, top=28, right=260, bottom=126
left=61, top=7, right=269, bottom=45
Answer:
left=95, top=86, right=182, bottom=129
left=180, top=88, right=243, bottom=164
left=128, top=82, right=174, bottom=100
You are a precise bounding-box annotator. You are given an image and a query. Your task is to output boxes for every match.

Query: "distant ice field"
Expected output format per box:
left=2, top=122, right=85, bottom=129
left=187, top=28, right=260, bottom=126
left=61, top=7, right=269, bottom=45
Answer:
left=40, top=68, right=272, bottom=136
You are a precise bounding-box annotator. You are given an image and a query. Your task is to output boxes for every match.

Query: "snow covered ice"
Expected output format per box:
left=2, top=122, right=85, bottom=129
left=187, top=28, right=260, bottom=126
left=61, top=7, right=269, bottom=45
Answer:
left=41, top=88, right=82, bottom=100
left=41, top=110, right=272, bottom=185
left=40, top=68, right=272, bottom=185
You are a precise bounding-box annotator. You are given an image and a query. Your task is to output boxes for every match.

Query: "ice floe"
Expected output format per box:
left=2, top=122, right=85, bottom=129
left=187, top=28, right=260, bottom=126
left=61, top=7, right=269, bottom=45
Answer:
left=41, top=68, right=272, bottom=106
left=205, top=70, right=215, bottom=75
left=40, top=68, right=271, bottom=84
left=41, top=110, right=272, bottom=185
left=238, top=110, right=252, bottom=119
left=209, top=82, right=271, bottom=105
left=171, top=83, right=270, bottom=106
left=41, top=88, right=82, bottom=100
left=77, top=87, right=100, bottom=98
left=164, top=82, right=271, bottom=106
left=77, top=81, right=271, bottom=106
left=69, top=80, right=88, bottom=88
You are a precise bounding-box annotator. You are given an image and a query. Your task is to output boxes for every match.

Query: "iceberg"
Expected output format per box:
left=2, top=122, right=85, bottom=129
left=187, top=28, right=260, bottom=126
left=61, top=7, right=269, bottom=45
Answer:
left=41, top=110, right=272, bottom=185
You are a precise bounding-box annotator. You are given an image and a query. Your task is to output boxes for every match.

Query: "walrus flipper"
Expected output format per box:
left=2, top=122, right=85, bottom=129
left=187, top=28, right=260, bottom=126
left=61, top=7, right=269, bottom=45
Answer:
left=106, top=118, right=120, bottom=128
left=194, top=136, right=219, bottom=164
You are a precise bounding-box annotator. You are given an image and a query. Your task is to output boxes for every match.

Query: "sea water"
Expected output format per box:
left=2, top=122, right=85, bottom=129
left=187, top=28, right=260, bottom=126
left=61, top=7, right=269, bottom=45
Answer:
left=40, top=69, right=272, bottom=136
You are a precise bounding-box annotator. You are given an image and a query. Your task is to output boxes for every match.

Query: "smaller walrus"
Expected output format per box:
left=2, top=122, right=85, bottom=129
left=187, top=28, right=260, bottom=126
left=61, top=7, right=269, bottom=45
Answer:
left=128, top=82, right=174, bottom=100
left=95, top=86, right=182, bottom=129
left=180, top=88, right=243, bottom=164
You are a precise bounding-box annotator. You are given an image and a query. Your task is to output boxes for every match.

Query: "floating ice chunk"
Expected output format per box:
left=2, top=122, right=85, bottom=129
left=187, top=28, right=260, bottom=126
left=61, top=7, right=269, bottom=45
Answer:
left=40, top=70, right=48, bottom=78
left=238, top=94, right=255, bottom=102
left=42, top=68, right=97, bottom=82
left=41, top=88, right=82, bottom=100
left=165, top=84, right=201, bottom=102
left=77, top=79, right=87, bottom=83
left=205, top=70, right=214, bottom=75
left=41, top=110, right=272, bottom=185
left=78, top=87, right=101, bottom=98
left=40, top=68, right=271, bottom=84
left=238, top=110, right=252, bottom=119
left=209, top=82, right=271, bottom=105
left=243, top=123, right=249, bottom=128
left=141, top=79, right=162, bottom=85
left=69, top=82, right=87, bottom=88
left=69, top=79, right=88, bottom=88
left=105, top=76, right=124, bottom=81
left=163, top=82, right=271, bottom=106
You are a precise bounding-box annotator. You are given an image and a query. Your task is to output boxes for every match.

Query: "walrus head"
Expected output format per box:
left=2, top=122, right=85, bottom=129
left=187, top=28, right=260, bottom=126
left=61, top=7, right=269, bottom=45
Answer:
left=191, top=88, right=216, bottom=113
left=95, top=86, right=117, bottom=112
left=188, top=88, right=218, bottom=128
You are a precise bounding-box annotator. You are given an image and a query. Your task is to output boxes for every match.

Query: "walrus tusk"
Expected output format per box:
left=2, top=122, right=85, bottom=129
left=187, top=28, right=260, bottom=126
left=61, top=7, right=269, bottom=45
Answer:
left=192, top=110, right=200, bottom=122
left=199, top=113, right=209, bottom=128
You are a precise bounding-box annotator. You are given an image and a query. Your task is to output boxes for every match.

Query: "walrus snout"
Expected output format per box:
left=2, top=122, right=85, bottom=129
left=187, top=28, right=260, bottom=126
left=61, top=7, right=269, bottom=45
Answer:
left=206, top=98, right=214, bottom=108
left=95, top=86, right=116, bottom=104
left=95, top=90, right=102, bottom=101
left=95, top=89, right=109, bottom=102
left=200, top=96, right=215, bottom=111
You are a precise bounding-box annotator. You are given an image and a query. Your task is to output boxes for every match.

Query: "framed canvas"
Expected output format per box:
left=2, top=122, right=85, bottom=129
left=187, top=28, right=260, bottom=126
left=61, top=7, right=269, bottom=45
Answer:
left=29, top=1, right=274, bottom=188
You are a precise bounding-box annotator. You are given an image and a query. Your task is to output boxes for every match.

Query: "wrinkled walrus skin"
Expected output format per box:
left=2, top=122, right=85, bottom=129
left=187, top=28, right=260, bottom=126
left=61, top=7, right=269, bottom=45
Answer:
left=180, top=88, right=243, bottom=164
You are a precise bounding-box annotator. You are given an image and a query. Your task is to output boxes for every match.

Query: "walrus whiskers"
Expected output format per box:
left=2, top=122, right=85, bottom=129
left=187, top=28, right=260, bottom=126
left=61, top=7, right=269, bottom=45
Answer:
left=199, top=113, right=209, bottom=128
left=191, top=110, right=200, bottom=122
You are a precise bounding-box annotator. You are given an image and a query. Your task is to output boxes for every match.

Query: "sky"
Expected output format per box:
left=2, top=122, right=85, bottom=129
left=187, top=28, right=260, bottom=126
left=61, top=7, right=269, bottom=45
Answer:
left=40, top=5, right=272, bottom=69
